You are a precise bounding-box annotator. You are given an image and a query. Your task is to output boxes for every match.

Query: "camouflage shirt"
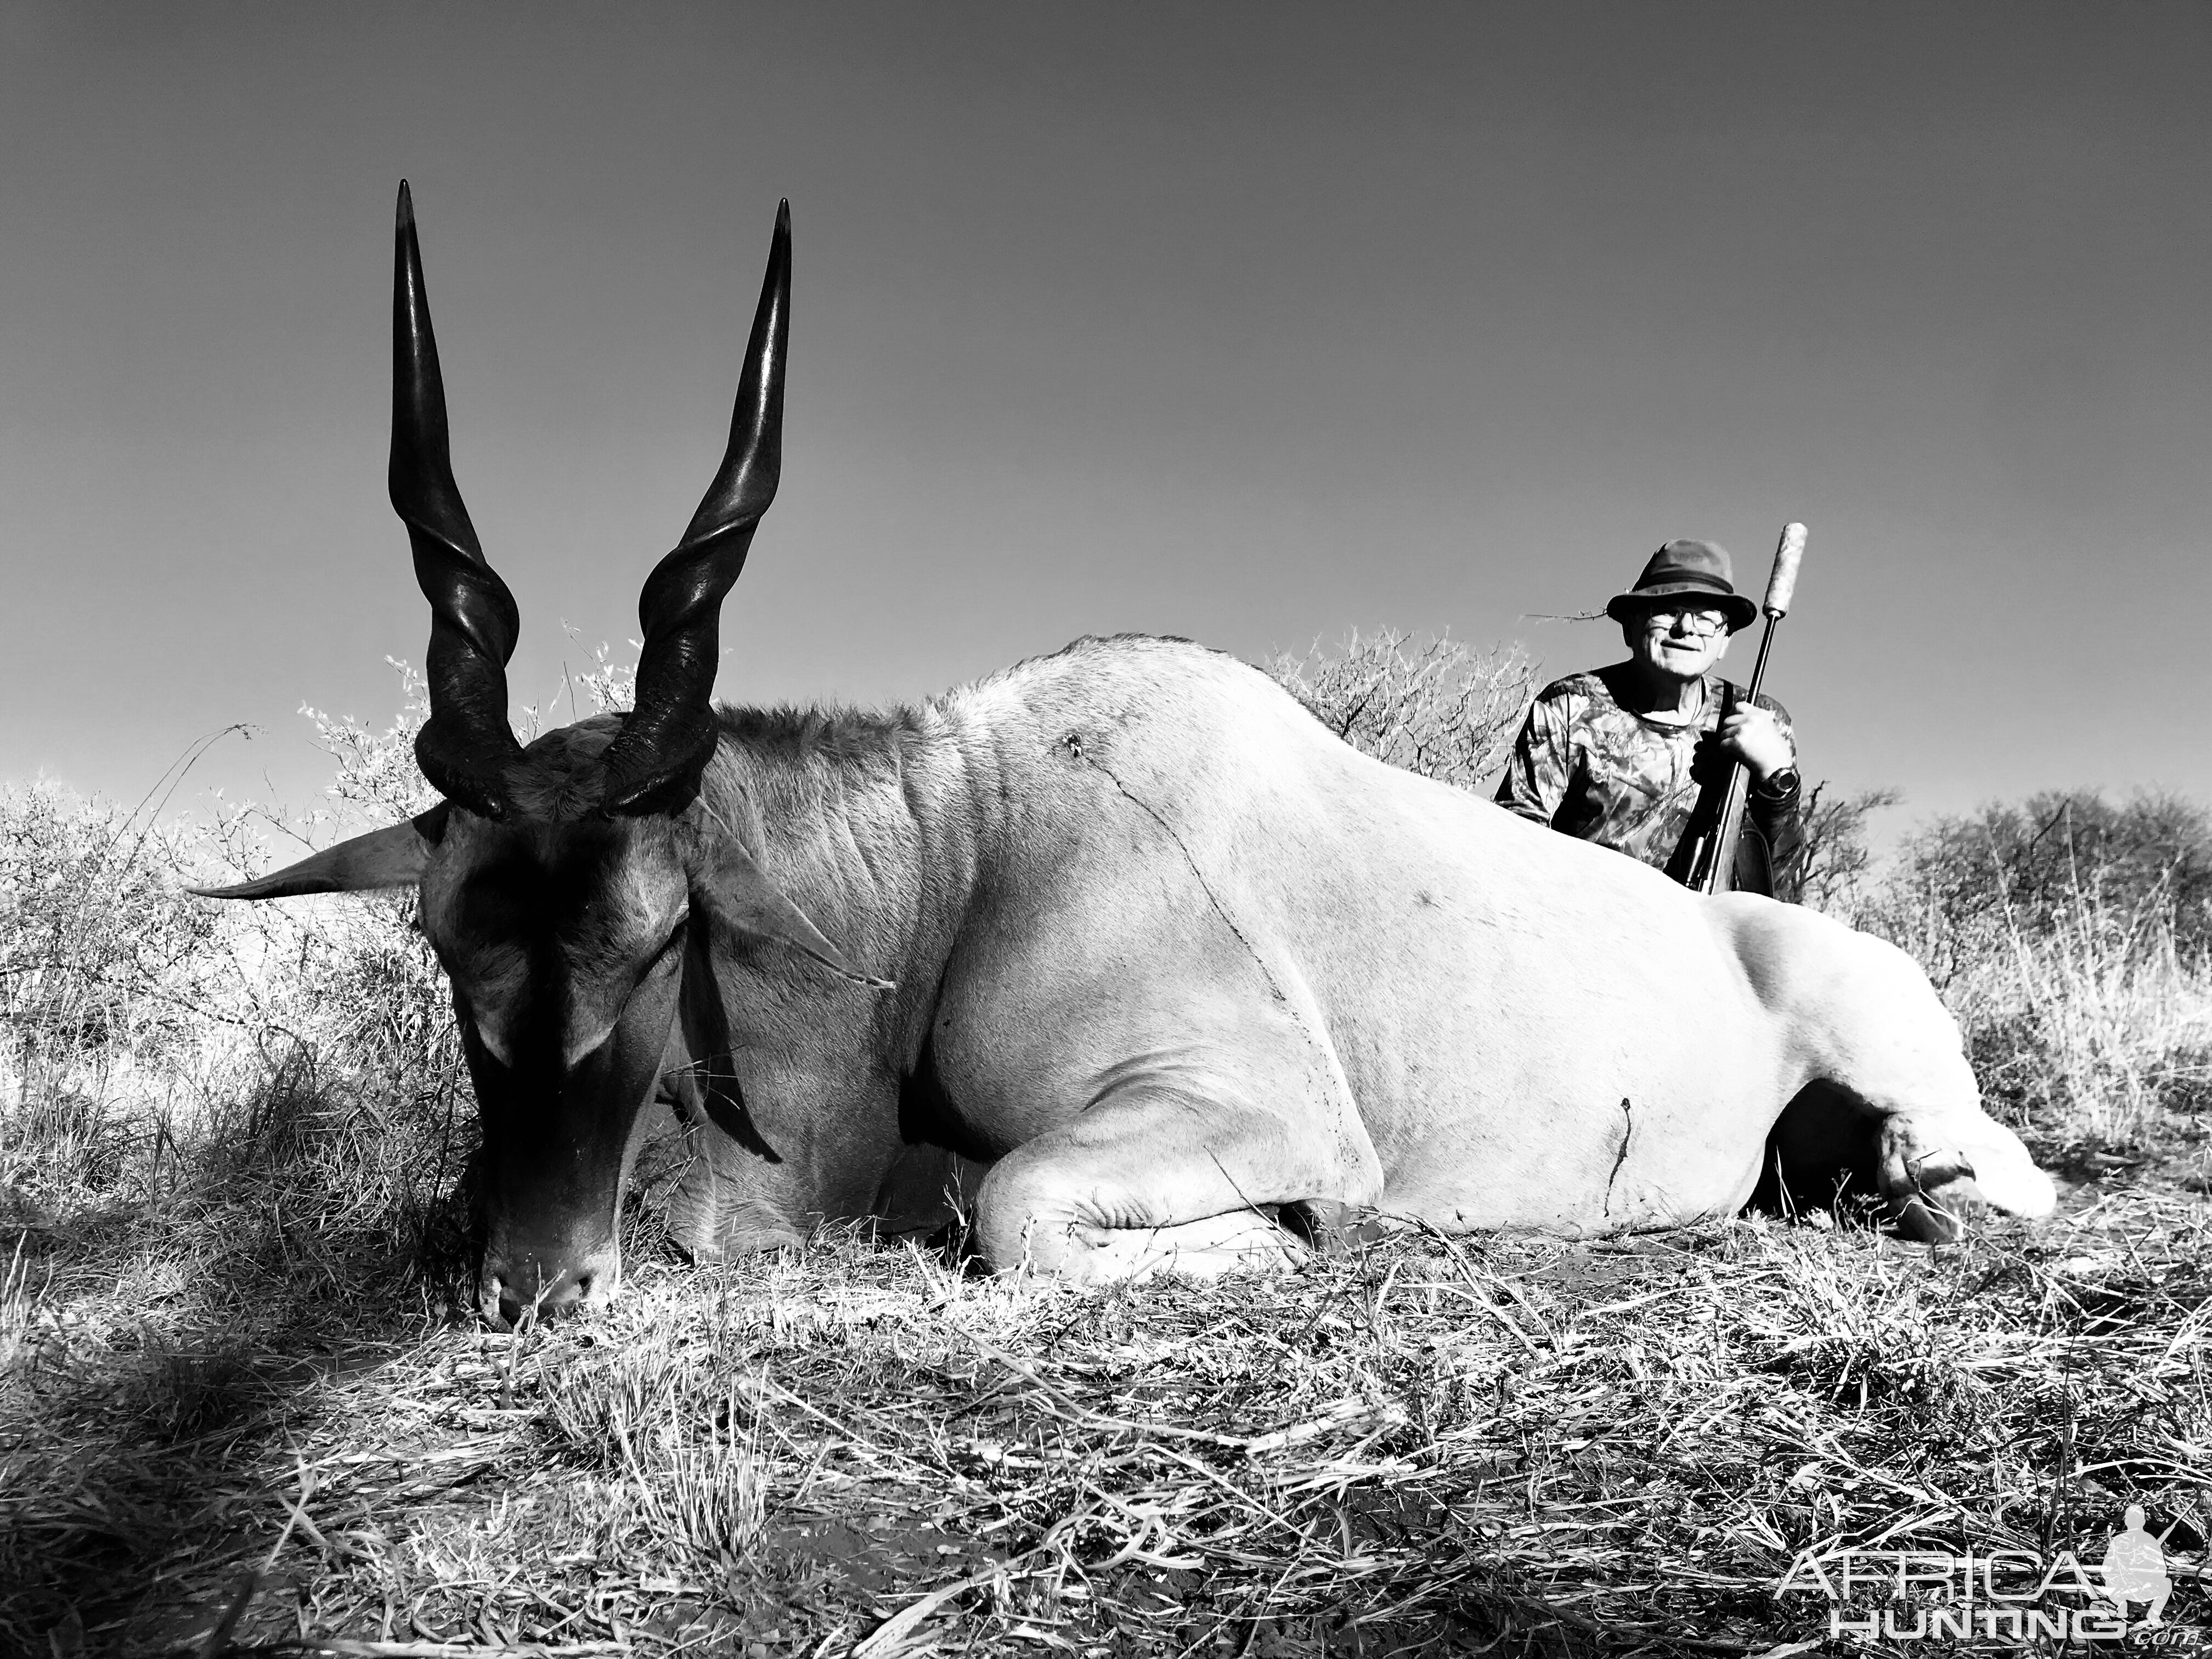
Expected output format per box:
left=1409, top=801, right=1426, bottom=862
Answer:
left=1493, top=664, right=1804, bottom=898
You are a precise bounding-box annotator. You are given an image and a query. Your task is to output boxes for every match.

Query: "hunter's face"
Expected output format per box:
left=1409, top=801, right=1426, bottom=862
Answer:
left=1625, top=602, right=1731, bottom=682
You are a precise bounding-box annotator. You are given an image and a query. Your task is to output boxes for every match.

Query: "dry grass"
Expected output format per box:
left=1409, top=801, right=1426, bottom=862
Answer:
left=1943, top=918, right=2212, bottom=1150
left=8, top=1173, right=2209, bottom=1655
left=5, top=657, right=2211, bottom=1655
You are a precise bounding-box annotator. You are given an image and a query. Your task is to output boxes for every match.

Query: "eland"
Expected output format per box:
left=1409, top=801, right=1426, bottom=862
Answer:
left=196, top=186, right=2056, bottom=1321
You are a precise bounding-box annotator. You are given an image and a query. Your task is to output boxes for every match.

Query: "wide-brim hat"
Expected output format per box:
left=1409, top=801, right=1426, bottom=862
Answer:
left=1603, top=539, right=1758, bottom=633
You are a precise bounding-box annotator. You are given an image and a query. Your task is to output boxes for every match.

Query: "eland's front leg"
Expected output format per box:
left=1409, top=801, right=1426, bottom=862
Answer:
left=974, top=1082, right=1380, bottom=1283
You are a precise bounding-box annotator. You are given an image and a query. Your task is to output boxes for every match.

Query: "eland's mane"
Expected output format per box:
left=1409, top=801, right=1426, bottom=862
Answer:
left=713, top=701, right=933, bottom=765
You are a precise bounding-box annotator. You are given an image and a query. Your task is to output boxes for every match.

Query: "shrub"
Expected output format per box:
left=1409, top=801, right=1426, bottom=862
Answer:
left=1265, top=628, right=1537, bottom=793
left=0, top=783, right=227, bottom=1068
left=1891, top=788, right=2212, bottom=963
left=0, top=663, right=469, bottom=1222
left=1793, top=783, right=1903, bottom=924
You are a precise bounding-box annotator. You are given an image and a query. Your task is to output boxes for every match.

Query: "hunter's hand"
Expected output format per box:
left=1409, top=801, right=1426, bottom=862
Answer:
left=1717, top=707, right=1795, bottom=781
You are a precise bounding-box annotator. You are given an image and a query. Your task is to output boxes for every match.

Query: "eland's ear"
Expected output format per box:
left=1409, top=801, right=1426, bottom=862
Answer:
left=693, top=841, right=894, bottom=991
left=189, top=806, right=449, bottom=900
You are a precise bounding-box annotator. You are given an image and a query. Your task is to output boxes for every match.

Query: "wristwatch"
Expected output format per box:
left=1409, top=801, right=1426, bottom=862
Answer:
left=1757, top=767, right=1802, bottom=798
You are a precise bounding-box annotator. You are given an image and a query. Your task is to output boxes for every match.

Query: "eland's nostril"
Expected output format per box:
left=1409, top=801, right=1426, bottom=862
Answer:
left=479, top=1249, right=616, bottom=1321
left=535, top=1271, right=595, bottom=1312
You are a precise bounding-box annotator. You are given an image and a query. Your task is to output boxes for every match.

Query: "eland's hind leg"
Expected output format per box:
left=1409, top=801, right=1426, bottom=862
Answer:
left=1865, top=1062, right=2056, bottom=1240
left=1819, top=945, right=2056, bottom=1239
left=1720, top=897, right=2056, bottom=1239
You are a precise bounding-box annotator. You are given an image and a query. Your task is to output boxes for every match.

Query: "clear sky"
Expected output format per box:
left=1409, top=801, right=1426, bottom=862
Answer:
left=3, top=2, right=2207, bottom=827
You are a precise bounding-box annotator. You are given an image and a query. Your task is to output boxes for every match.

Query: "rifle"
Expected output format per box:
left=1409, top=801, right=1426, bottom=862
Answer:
left=1686, top=522, right=1806, bottom=895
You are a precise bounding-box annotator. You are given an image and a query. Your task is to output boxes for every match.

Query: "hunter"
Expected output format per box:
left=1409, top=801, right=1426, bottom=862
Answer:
left=1496, top=539, right=1805, bottom=899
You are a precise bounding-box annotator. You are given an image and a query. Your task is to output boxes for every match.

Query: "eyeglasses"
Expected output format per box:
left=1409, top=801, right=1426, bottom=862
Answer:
left=1638, top=604, right=1729, bottom=635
